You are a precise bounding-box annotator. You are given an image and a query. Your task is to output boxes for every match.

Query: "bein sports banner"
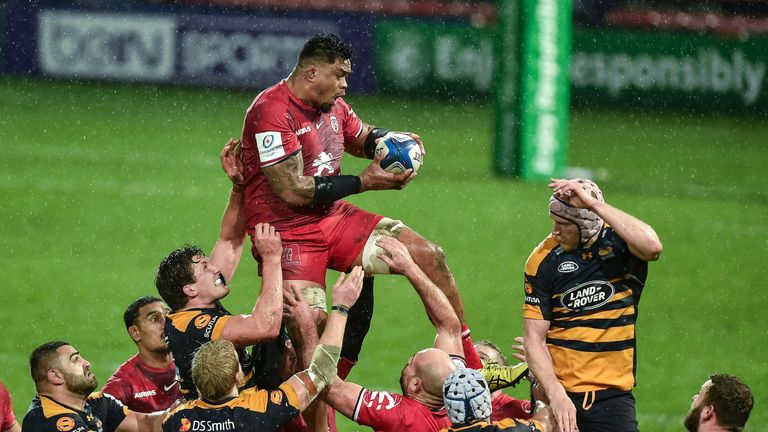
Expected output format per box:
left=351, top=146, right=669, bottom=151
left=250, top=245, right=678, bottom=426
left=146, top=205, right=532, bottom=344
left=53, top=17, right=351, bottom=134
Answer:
left=1, top=3, right=376, bottom=92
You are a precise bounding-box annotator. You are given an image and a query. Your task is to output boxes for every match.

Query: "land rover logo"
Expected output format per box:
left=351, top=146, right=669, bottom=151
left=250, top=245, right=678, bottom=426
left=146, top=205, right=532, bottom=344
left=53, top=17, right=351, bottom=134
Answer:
left=560, top=281, right=615, bottom=311
left=557, top=261, right=579, bottom=273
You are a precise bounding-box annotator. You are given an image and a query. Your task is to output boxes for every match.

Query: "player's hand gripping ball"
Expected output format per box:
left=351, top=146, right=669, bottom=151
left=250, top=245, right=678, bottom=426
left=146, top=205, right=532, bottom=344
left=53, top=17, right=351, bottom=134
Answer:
left=375, top=133, right=423, bottom=174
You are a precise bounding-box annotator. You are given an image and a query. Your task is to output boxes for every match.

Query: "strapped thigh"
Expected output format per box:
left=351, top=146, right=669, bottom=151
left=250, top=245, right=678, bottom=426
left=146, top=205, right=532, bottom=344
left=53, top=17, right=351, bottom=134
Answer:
left=360, top=218, right=409, bottom=274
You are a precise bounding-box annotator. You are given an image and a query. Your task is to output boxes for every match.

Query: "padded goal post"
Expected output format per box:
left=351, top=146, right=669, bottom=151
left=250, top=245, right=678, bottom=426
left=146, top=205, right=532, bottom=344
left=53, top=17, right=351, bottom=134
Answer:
left=493, top=0, right=572, bottom=181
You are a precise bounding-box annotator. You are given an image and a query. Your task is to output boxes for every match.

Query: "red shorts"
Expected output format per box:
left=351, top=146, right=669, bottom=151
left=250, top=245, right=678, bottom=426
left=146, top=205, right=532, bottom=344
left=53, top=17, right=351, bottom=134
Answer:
left=252, top=201, right=382, bottom=287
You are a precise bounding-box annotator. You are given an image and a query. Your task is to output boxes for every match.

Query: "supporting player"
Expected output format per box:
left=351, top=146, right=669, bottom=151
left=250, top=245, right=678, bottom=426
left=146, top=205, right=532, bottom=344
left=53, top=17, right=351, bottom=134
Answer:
left=523, top=178, right=663, bottom=432
left=102, top=296, right=181, bottom=412
left=154, top=139, right=284, bottom=399
left=162, top=267, right=365, bottom=432
left=323, top=237, right=464, bottom=431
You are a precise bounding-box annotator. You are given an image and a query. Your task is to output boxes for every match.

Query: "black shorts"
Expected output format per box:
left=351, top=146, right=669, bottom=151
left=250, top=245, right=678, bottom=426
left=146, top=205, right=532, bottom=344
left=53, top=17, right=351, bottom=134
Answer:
left=567, top=389, right=637, bottom=432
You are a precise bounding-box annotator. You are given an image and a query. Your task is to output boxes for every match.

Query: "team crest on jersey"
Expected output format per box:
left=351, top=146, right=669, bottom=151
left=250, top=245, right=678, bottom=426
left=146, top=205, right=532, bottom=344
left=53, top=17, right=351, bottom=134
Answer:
left=194, top=314, right=211, bottom=329
left=560, top=280, right=615, bottom=311
left=329, top=115, right=339, bottom=133
left=56, top=417, right=75, bottom=431
left=557, top=261, right=579, bottom=273
left=599, top=246, right=614, bottom=260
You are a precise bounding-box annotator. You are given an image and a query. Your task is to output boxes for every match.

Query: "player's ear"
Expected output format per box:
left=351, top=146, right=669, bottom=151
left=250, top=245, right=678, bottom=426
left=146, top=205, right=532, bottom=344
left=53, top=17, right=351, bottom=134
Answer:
left=409, top=377, right=423, bottom=395
left=47, top=368, right=64, bottom=385
left=305, top=64, right=318, bottom=82
left=182, top=284, right=197, bottom=299
left=128, top=325, right=141, bottom=343
left=701, top=405, right=715, bottom=422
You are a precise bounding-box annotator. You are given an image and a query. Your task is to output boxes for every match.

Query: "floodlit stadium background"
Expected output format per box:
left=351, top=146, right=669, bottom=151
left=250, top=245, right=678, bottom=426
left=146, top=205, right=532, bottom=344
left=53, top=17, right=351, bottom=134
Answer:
left=1, top=1, right=766, bottom=430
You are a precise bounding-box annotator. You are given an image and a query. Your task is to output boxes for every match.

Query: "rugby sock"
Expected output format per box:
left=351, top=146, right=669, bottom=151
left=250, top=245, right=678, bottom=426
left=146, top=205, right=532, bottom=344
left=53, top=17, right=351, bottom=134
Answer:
left=341, top=276, right=375, bottom=364
left=461, top=325, right=484, bottom=370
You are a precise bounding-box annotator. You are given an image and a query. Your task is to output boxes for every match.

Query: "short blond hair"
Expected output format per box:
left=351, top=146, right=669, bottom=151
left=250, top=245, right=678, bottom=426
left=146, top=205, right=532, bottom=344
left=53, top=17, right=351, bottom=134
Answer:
left=191, top=339, right=239, bottom=401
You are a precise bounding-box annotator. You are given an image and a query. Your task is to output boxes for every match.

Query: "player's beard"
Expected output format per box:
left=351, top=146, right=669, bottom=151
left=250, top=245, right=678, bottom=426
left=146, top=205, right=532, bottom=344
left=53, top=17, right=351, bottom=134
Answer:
left=63, top=370, right=99, bottom=396
left=319, top=102, right=333, bottom=113
left=683, top=405, right=702, bottom=432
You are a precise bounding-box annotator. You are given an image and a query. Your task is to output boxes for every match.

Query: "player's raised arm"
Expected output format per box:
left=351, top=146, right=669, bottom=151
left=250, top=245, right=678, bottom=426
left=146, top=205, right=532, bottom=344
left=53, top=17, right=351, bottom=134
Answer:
left=283, top=267, right=365, bottom=410
left=376, top=237, right=462, bottom=357
left=221, top=223, right=283, bottom=347
left=209, top=138, right=247, bottom=283
left=549, top=178, right=663, bottom=261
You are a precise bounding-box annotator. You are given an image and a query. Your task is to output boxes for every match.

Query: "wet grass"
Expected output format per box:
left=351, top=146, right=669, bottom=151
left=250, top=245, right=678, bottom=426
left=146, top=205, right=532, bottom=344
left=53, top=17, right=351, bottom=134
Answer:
left=1, top=76, right=766, bottom=431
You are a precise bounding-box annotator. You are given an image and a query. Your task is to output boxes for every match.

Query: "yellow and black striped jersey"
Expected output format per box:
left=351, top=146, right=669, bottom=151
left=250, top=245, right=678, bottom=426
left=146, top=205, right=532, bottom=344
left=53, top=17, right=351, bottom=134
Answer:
left=22, top=392, right=129, bottom=432
left=166, top=306, right=255, bottom=400
left=440, top=418, right=543, bottom=432
left=522, top=228, right=648, bottom=393
left=161, top=384, right=300, bottom=432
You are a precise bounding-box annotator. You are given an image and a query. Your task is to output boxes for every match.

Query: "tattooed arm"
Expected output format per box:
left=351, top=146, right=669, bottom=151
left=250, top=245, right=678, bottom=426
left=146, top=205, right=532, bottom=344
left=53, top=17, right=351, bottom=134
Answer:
left=262, top=151, right=316, bottom=207
left=263, top=149, right=414, bottom=207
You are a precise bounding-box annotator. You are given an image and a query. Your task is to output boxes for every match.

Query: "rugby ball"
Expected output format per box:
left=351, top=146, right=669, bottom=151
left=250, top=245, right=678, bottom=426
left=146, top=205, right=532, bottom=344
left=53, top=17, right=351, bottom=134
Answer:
left=375, top=133, right=423, bottom=174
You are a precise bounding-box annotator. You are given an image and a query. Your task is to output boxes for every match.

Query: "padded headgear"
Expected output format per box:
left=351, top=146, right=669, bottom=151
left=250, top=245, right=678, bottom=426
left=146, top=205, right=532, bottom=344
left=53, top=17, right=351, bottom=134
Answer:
left=548, top=178, right=605, bottom=246
left=443, top=367, right=492, bottom=425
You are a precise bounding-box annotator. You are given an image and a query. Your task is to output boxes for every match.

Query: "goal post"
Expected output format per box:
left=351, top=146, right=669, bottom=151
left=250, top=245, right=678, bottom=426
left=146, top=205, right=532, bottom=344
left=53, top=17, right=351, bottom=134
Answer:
left=493, top=0, right=572, bottom=181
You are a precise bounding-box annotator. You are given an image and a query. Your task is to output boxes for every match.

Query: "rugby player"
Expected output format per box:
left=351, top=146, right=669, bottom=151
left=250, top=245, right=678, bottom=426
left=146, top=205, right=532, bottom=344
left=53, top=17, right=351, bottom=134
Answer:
left=683, top=374, right=753, bottom=432
left=523, top=178, right=663, bottom=432
left=0, top=381, right=20, bottom=432
left=240, top=31, right=469, bottom=345
left=323, top=237, right=464, bottom=431
left=440, top=368, right=553, bottom=432
left=22, top=341, right=165, bottom=432
left=102, top=296, right=181, bottom=412
left=155, top=139, right=284, bottom=400
left=162, top=267, right=365, bottom=432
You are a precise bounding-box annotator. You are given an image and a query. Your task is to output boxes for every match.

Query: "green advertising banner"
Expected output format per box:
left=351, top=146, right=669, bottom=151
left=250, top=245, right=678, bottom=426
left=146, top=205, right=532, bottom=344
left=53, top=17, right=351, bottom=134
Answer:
left=571, top=28, right=768, bottom=114
left=375, top=19, right=495, bottom=96
left=494, top=0, right=572, bottom=180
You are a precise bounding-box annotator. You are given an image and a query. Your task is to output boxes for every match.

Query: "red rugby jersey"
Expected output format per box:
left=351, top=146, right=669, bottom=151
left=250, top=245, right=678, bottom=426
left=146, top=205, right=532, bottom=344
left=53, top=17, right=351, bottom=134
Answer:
left=241, top=80, right=364, bottom=232
left=102, top=354, right=181, bottom=413
left=353, top=388, right=451, bottom=432
left=0, top=381, right=16, bottom=431
left=490, top=393, right=532, bottom=422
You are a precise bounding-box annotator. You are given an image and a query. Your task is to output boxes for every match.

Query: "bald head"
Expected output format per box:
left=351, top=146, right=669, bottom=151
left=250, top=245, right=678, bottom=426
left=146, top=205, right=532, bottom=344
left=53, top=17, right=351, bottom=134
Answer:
left=401, top=348, right=456, bottom=400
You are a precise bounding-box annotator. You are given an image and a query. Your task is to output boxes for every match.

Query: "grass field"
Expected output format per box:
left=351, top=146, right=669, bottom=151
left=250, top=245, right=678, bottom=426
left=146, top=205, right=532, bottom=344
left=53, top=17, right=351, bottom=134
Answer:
left=1, top=76, right=766, bottom=431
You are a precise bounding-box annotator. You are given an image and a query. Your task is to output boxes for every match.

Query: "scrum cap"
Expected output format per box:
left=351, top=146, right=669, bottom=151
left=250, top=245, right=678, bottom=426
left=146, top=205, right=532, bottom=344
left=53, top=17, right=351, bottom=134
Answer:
left=548, top=178, right=604, bottom=246
left=443, top=367, right=492, bottom=425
